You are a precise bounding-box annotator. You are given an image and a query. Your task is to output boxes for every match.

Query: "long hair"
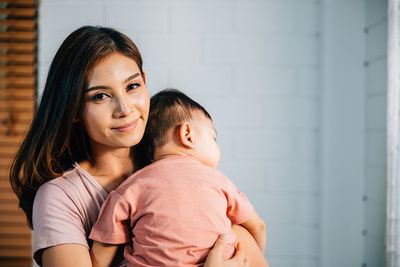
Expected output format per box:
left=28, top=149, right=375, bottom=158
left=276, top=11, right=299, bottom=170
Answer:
left=9, top=26, right=144, bottom=228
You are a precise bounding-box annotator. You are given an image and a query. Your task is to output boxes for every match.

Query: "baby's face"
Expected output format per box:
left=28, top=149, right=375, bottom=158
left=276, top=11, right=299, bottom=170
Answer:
left=190, top=111, right=221, bottom=168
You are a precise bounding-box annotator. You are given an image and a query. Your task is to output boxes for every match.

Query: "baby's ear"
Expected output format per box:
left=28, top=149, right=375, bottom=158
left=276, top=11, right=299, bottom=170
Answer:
left=178, top=122, right=195, bottom=148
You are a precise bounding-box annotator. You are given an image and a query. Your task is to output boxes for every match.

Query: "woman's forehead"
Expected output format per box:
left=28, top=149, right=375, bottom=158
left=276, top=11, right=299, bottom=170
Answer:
left=87, top=53, right=142, bottom=87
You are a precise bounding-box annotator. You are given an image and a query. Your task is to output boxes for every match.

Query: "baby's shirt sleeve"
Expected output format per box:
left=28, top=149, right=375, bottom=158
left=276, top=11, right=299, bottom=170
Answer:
left=32, top=183, right=88, bottom=265
left=89, top=191, right=132, bottom=245
left=221, top=176, right=254, bottom=225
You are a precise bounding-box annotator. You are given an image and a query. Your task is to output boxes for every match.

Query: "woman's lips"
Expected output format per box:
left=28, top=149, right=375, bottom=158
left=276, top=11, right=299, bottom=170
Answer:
left=112, top=118, right=138, bottom=132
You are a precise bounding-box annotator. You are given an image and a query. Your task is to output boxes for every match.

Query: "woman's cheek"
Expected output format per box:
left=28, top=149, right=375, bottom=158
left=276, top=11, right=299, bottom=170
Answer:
left=137, top=90, right=150, bottom=116
left=82, top=104, right=108, bottom=137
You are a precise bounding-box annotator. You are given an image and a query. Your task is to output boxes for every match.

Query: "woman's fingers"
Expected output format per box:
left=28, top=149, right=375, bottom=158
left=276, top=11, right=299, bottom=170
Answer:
left=212, top=233, right=229, bottom=254
left=242, top=249, right=250, bottom=267
left=205, top=235, right=249, bottom=267
left=204, top=234, right=227, bottom=267
left=225, top=242, right=248, bottom=267
left=233, top=242, right=247, bottom=265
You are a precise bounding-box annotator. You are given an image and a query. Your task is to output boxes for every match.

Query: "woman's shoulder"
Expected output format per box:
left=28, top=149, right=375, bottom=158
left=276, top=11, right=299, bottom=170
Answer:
left=34, top=163, right=108, bottom=224
left=37, top=163, right=107, bottom=198
left=32, top=164, right=109, bottom=258
left=32, top=169, right=94, bottom=266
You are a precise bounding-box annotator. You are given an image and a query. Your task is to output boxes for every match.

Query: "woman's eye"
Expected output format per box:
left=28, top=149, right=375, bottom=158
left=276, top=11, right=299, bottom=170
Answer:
left=91, top=93, right=109, bottom=102
left=127, top=83, right=140, bottom=91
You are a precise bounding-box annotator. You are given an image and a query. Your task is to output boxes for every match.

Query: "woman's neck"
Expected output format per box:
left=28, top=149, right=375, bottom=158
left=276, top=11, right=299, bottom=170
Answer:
left=79, top=147, right=134, bottom=192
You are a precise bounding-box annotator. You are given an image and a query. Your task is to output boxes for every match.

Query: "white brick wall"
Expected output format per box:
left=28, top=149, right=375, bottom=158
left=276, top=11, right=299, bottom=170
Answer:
left=38, top=1, right=324, bottom=266
left=320, top=1, right=366, bottom=266
left=363, top=2, right=387, bottom=266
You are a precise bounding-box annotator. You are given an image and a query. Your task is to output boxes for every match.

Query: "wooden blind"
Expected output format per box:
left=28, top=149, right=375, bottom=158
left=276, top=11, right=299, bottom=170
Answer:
left=0, top=0, right=37, bottom=266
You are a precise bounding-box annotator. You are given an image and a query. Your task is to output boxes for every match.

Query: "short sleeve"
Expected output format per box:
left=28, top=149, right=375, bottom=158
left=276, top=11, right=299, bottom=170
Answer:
left=89, top=191, right=132, bottom=245
left=222, top=178, right=254, bottom=225
left=32, top=183, right=88, bottom=265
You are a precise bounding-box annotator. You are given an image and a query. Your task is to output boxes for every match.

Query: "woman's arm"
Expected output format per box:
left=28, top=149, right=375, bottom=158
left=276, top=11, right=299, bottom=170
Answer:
left=240, top=210, right=266, bottom=252
left=41, top=227, right=268, bottom=267
left=233, top=224, right=269, bottom=267
left=41, top=244, right=92, bottom=267
left=205, top=225, right=270, bottom=267
left=32, top=183, right=100, bottom=267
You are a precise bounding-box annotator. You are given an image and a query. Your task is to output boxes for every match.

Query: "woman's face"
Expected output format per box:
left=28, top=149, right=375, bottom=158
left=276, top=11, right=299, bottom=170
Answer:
left=82, top=53, right=150, bottom=152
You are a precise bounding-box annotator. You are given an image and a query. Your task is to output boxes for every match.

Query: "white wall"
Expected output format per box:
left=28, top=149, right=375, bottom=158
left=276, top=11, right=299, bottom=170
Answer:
left=320, top=1, right=365, bottom=266
left=320, top=1, right=388, bottom=267
left=363, top=0, right=387, bottom=265
left=37, top=0, right=387, bottom=266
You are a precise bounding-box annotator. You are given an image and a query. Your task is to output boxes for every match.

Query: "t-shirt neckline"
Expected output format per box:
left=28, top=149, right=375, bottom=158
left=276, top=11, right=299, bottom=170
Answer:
left=73, top=162, right=109, bottom=197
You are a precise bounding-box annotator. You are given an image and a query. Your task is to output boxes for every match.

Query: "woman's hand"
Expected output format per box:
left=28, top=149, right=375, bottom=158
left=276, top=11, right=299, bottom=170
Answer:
left=204, top=234, right=249, bottom=267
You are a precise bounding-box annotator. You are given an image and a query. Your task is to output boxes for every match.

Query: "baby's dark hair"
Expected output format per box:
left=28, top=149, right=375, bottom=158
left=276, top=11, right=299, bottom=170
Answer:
left=138, top=89, right=212, bottom=165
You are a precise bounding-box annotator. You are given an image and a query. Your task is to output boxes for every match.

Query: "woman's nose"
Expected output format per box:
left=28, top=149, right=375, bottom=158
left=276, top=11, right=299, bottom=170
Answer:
left=113, top=96, right=133, bottom=118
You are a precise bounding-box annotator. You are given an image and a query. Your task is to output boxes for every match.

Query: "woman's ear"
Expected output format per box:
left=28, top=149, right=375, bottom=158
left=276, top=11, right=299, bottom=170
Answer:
left=178, top=122, right=195, bottom=148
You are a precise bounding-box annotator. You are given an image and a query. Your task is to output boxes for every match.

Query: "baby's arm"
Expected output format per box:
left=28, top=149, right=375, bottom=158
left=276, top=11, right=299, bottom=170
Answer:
left=89, top=191, right=133, bottom=267
left=90, top=241, right=119, bottom=267
left=240, top=210, right=266, bottom=252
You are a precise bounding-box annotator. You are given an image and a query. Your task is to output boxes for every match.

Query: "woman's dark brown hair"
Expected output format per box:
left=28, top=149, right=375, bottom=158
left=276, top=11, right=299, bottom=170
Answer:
left=9, top=26, right=144, bottom=228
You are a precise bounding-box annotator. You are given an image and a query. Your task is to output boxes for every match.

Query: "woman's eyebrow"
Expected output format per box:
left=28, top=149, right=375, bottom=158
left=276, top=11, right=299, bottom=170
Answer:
left=124, top=73, right=140, bottom=83
left=86, top=85, right=111, bottom=92
left=86, top=73, right=141, bottom=92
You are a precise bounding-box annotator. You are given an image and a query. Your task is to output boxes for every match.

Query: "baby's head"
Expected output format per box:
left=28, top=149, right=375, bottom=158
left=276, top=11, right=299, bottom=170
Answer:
left=142, top=89, right=220, bottom=168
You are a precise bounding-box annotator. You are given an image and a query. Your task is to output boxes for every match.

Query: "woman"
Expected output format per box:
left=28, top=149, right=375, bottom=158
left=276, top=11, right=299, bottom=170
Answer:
left=10, top=26, right=263, bottom=266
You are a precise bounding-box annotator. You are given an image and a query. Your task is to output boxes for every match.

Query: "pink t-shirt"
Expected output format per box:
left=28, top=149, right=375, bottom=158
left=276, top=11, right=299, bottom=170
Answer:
left=90, top=155, right=254, bottom=267
left=32, top=163, right=109, bottom=266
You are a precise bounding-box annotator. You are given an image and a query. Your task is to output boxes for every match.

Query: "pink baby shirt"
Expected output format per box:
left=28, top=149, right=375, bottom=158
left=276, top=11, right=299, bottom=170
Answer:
left=90, top=155, right=254, bottom=267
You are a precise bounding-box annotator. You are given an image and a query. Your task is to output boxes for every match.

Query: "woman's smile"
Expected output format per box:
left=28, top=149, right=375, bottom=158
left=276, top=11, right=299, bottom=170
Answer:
left=112, top=118, right=139, bottom=132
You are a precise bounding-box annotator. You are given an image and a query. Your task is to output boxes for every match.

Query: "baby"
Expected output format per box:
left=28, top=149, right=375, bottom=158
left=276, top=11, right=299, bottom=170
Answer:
left=90, top=89, right=266, bottom=267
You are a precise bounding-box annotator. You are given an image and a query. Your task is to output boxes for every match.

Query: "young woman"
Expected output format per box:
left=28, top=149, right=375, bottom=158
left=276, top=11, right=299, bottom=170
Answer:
left=9, top=26, right=263, bottom=267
